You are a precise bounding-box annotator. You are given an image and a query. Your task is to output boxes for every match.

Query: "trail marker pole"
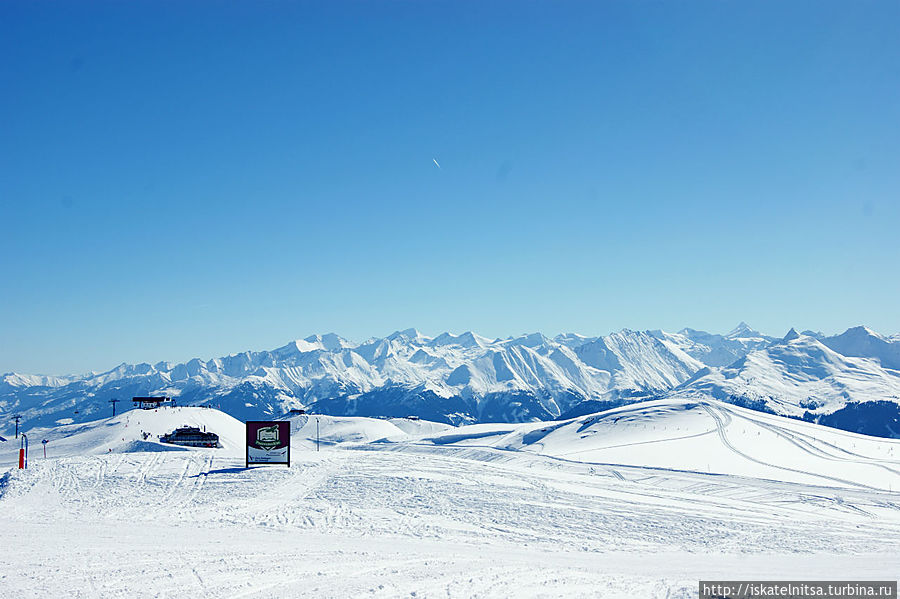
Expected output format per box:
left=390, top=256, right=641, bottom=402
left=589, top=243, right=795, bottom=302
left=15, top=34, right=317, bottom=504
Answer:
left=42, top=439, right=48, bottom=458
left=316, top=418, right=319, bottom=452
left=18, top=434, right=28, bottom=469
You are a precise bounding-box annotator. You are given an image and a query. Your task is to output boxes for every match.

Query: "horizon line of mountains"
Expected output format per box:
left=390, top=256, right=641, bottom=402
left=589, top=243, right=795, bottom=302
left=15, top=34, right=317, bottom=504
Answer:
left=3, top=323, right=900, bottom=438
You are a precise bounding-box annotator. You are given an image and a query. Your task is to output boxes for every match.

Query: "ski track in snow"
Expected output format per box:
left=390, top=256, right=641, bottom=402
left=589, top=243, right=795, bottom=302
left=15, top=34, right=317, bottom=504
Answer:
left=1, top=403, right=899, bottom=598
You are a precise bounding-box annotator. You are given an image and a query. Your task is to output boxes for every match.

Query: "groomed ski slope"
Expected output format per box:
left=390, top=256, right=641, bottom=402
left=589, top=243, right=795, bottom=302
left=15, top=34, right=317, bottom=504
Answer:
left=416, top=399, right=900, bottom=490
left=1, top=399, right=899, bottom=598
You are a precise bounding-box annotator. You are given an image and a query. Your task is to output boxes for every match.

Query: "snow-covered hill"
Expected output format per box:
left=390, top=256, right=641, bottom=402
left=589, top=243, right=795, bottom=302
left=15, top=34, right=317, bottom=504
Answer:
left=418, top=398, right=900, bottom=490
left=4, top=400, right=898, bottom=490
left=2, top=406, right=453, bottom=463
left=3, top=324, right=900, bottom=438
left=14, top=406, right=248, bottom=458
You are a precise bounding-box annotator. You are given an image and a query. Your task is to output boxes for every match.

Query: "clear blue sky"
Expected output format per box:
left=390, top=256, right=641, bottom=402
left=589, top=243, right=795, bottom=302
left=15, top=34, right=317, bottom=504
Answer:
left=2, top=1, right=898, bottom=374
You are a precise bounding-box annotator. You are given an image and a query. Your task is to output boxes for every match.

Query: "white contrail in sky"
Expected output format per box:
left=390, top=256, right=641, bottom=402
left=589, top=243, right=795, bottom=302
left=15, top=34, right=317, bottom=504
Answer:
left=433, top=158, right=441, bottom=169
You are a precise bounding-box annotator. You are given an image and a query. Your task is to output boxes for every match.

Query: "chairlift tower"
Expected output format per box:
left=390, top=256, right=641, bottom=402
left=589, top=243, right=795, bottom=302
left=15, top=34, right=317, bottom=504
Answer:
left=109, top=398, right=120, bottom=417
left=12, top=414, right=21, bottom=439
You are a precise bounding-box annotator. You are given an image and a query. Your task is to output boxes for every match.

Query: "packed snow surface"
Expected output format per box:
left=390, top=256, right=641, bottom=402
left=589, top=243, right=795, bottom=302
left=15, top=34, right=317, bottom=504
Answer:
left=1, top=402, right=899, bottom=598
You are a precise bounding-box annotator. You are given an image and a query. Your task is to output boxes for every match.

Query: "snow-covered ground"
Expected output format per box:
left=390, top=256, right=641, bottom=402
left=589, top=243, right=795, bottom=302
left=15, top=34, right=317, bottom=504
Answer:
left=1, top=402, right=899, bottom=598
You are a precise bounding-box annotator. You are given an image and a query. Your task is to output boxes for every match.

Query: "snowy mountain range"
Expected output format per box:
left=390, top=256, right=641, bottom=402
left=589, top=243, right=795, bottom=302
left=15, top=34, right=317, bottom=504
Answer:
left=3, top=324, right=900, bottom=437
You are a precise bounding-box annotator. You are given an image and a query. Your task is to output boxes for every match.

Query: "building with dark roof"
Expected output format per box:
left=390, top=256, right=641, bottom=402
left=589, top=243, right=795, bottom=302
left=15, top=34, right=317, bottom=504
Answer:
left=160, top=426, right=219, bottom=448
left=133, top=397, right=173, bottom=409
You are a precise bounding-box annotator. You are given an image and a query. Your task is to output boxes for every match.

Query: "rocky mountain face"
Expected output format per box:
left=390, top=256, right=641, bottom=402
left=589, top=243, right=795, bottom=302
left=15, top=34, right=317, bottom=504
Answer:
left=3, top=325, right=899, bottom=437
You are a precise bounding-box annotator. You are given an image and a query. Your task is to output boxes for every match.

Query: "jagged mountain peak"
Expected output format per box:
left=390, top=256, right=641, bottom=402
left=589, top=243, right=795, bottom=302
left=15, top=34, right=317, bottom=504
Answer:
left=386, top=328, right=429, bottom=343
left=503, top=332, right=550, bottom=348
left=1, top=372, right=76, bottom=389
left=279, top=339, right=322, bottom=354
left=303, top=333, right=353, bottom=351
left=553, top=332, right=598, bottom=348
left=840, top=325, right=882, bottom=339
left=429, top=331, right=491, bottom=348
left=782, top=328, right=801, bottom=342
left=821, top=325, right=900, bottom=371
left=726, top=321, right=761, bottom=338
